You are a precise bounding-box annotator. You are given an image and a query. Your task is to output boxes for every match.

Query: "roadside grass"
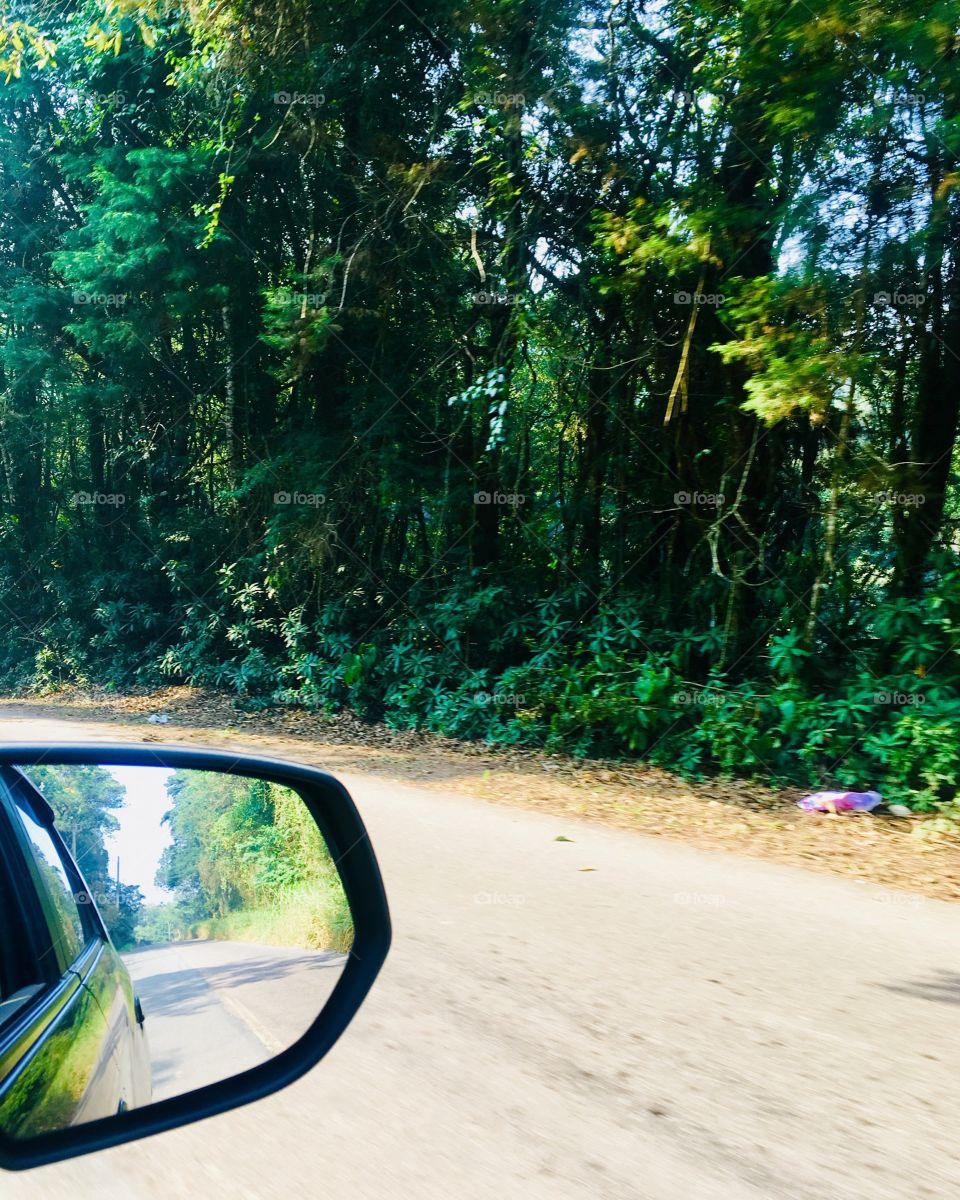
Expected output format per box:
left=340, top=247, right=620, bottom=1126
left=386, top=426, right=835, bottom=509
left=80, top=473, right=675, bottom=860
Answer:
left=189, top=879, right=354, bottom=954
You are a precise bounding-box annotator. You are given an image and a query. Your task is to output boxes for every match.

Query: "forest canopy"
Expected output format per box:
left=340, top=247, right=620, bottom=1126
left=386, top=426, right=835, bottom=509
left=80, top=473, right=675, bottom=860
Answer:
left=1, top=1, right=960, bottom=808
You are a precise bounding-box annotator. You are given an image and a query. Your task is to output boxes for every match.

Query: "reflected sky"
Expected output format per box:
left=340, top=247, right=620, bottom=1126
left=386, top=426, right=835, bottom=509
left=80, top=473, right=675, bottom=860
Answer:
left=102, top=767, right=175, bottom=904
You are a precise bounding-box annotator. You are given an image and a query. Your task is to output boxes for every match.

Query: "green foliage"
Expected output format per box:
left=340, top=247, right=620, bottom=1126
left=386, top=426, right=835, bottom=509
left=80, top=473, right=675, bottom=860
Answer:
left=134, top=901, right=197, bottom=945
left=0, top=0, right=959, bottom=821
left=712, top=278, right=859, bottom=425
left=187, top=881, right=354, bottom=954
left=158, top=771, right=351, bottom=950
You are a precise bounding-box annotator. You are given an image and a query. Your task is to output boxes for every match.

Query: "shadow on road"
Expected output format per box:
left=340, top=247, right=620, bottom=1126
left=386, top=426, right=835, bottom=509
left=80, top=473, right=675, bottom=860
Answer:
left=123, top=943, right=349, bottom=1100
left=126, top=943, right=348, bottom=1027
left=194, top=951, right=345, bottom=990
left=131, top=966, right=220, bottom=1019
left=880, top=970, right=960, bottom=1005
left=130, top=944, right=346, bottom=1006
left=149, top=1056, right=180, bottom=1092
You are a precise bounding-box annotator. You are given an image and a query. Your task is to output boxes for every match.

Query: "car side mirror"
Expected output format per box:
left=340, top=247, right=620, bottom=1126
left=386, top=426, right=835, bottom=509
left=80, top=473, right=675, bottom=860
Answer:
left=0, top=744, right=390, bottom=1170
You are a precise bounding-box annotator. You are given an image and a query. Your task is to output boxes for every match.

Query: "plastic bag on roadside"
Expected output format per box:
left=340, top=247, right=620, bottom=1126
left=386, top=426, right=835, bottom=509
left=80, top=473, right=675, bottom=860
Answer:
left=797, top=789, right=882, bottom=813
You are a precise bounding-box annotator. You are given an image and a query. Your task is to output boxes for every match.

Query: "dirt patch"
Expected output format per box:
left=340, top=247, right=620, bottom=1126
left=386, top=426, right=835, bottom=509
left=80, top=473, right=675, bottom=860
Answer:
left=1, top=686, right=958, bottom=903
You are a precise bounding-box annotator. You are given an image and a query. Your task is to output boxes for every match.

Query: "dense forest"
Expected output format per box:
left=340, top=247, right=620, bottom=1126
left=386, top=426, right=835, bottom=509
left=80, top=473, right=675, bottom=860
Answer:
left=1, top=1, right=960, bottom=808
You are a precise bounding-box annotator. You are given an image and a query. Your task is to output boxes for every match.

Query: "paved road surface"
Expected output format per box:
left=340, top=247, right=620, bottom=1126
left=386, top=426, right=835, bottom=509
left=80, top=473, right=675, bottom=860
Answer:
left=123, top=941, right=347, bottom=1100
left=4, top=713, right=960, bottom=1199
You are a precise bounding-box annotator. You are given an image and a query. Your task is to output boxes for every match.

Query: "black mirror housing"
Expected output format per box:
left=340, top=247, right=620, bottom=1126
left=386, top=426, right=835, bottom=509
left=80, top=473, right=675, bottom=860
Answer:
left=0, top=744, right=390, bottom=1171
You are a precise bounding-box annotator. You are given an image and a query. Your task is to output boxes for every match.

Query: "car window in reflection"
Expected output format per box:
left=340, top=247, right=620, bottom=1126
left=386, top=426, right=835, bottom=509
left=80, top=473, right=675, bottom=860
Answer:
left=0, top=837, right=45, bottom=1030
left=12, top=802, right=86, bottom=969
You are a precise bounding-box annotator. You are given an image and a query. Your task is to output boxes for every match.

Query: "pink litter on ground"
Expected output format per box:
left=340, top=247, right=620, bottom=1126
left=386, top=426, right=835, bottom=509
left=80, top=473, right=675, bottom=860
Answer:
left=797, top=790, right=883, bottom=813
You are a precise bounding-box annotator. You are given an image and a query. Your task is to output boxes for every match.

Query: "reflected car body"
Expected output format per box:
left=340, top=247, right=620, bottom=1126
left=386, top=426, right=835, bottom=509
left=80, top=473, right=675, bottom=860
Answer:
left=0, top=767, right=151, bottom=1136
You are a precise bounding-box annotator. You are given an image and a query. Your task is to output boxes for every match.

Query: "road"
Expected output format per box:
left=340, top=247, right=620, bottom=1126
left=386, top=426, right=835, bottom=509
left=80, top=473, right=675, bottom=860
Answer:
left=4, top=713, right=960, bottom=1199
left=122, top=941, right=347, bottom=1101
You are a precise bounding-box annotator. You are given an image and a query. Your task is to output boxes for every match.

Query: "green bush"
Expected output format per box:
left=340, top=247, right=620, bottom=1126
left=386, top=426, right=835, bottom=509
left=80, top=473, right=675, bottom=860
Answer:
left=12, top=556, right=960, bottom=817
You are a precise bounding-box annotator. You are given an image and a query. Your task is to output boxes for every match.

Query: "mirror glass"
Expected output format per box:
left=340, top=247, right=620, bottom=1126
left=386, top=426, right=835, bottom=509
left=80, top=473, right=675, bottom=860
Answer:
left=0, top=764, right=352, bottom=1138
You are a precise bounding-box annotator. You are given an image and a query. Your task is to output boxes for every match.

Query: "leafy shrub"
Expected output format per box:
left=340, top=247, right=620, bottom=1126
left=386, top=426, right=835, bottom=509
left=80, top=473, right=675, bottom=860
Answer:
left=12, top=546, right=960, bottom=817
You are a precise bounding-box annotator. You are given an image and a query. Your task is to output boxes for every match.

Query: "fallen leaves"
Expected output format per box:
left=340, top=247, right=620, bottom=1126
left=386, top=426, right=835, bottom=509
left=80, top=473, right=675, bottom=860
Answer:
left=2, top=686, right=958, bottom=904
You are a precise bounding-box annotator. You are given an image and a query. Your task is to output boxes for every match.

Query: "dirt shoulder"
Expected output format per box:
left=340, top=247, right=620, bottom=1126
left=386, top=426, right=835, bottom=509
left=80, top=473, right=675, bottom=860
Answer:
left=1, top=686, right=958, bottom=903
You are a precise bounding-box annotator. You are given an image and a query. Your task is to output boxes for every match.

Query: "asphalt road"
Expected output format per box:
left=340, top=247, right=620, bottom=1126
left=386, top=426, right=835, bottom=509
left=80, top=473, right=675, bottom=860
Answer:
left=122, top=941, right=347, bottom=1101
left=4, top=715, right=960, bottom=1199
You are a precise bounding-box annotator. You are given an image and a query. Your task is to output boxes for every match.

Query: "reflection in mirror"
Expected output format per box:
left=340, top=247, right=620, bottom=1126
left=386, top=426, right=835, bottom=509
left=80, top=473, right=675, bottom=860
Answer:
left=0, top=765, right=352, bottom=1139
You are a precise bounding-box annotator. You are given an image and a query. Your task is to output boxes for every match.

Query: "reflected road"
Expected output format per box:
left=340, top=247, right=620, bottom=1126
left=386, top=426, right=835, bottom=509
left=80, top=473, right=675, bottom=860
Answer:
left=123, top=941, right=346, bottom=1101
